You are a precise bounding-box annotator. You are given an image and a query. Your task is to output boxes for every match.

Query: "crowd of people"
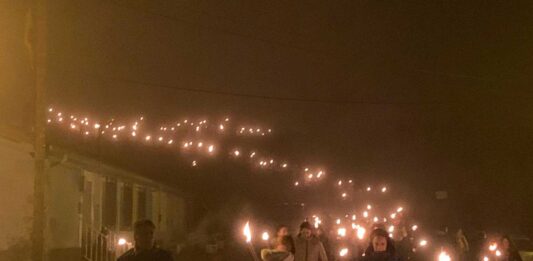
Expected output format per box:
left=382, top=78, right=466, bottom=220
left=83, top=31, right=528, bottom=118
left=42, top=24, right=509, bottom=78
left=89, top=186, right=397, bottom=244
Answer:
left=258, top=221, right=525, bottom=261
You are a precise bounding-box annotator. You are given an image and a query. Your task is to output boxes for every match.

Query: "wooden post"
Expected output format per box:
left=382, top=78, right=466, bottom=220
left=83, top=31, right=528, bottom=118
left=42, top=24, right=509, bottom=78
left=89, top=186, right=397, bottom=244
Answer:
left=31, top=0, right=47, bottom=260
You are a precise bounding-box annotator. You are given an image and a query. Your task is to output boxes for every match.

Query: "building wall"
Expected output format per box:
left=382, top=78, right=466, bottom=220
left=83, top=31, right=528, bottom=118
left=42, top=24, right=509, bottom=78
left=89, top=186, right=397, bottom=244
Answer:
left=0, top=137, right=33, bottom=254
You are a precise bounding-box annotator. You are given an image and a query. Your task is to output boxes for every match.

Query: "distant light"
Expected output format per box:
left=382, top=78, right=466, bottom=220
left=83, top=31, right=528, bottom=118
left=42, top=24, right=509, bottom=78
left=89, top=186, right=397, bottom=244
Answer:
left=158, top=136, right=163, bottom=142
left=192, top=160, right=197, bottom=167
left=167, top=140, right=173, bottom=145
left=489, top=243, right=498, bottom=251
left=233, top=150, right=240, bottom=156
left=397, top=207, right=404, bottom=213
left=390, top=213, right=397, bottom=219
left=411, top=225, right=418, bottom=231
left=304, top=168, right=309, bottom=172
left=338, top=180, right=342, bottom=186
left=495, top=250, right=502, bottom=257
left=381, top=187, right=387, bottom=193
left=145, top=135, right=151, bottom=141
left=342, top=193, right=347, bottom=198
left=336, top=219, right=341, bottom=225
left=348, top=180, right=353, bottom=183
left=262, top=232, right=270, bottom=241
left=352, top=215, right=356, bottom=221
left=338, top=248, right=348, bottom=257
left=208, top=145, right=215, bottom=153
left=367, top=204, right=372, bottom=210
left=373, top=217, right=379, bottom=223
left=282, top=163, right=288, bottom=168
left=388, top=226, right=395, bottom=233
left=250, top=152, right=256, bottom=158
left=294, top=182, right=299, bottom=186
left=363, top=211, right=369, bottom=218
left=94, top=123, right=101, bottom=129
left=337, top=228, right=346, bottom=237
left=118, top=238, right=127, bottom=246
left=357, top=227, right=366, bottom=240
left=219, top=124, right=225, bottom=130
left=366, top=186, right=372, bottom=192
left=112, top=134, right=117, bottom=139
left=419, top=239, right=428, bottom=247
left=438, top=251, right=451, bottom=261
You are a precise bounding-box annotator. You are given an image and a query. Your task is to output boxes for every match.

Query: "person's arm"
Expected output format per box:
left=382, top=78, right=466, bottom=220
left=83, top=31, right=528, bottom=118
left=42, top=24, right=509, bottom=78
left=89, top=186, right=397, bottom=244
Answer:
left=318, top=242, right=328, bottom=261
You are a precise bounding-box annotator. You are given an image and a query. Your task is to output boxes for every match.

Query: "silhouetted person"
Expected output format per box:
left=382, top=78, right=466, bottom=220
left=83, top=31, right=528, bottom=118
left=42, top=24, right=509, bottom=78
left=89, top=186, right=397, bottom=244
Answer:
left=293, top=222, right=328, bottom=261
left=117, top=219, right=173, bottom=261
left=271, top=225, right=290, bottom=249
left=361, top=228, right=400, bottom=261
left=500, top=235, right=522, bottom=261
left=455, top=229, right=469, bottom=261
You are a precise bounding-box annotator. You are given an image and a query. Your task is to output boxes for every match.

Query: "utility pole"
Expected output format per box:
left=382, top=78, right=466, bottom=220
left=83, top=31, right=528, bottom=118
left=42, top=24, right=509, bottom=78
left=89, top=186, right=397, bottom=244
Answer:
left=31, top=0, right=47, bottom=260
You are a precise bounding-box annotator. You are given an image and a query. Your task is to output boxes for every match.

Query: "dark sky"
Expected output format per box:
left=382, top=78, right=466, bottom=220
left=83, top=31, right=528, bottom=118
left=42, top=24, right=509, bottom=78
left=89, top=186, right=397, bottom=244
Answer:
left=2, top=0, right=533, bottom=230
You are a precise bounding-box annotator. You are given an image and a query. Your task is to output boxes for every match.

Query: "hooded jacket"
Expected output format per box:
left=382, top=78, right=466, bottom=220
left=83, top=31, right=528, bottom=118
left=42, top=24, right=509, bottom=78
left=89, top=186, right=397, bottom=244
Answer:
left=293, top=235, right=328, bottom=261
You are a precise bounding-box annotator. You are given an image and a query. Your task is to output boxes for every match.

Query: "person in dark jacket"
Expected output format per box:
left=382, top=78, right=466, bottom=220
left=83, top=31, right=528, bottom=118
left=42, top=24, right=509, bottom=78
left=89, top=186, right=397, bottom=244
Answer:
left=117, top=219, right=173, bottom=261
left=361, top=228, right=400, bottom=261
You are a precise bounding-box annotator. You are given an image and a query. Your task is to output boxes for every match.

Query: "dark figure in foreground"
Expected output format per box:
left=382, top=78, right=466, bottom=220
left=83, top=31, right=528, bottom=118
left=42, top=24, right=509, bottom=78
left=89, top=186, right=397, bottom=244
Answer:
left=117, top=219, right=174, bottom=261
left=361, top=228, right=400, bottom=261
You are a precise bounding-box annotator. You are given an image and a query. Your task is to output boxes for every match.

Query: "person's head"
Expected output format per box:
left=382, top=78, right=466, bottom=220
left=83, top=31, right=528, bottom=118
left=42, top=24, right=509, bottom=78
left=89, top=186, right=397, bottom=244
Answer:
left=276, top=225, right=289, bottom=238
left=367, top=229, right=394, bottom=254
left=299, top=222, right=313, bottom=239
left=501, top=235, right=513, bottom=251
left=133, top=219, right=156, bottom=250
left=276, top=235, right=294, bottom=252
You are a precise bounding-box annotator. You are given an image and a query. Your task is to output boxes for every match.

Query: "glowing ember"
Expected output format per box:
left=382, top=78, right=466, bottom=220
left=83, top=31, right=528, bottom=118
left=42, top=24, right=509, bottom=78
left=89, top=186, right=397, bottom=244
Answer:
left=261, top=232, right=269, bottom=241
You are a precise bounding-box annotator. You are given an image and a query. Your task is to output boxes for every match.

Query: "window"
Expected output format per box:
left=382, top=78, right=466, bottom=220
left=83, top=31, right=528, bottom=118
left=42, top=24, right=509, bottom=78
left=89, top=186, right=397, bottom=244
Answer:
left=103, top=180, right=117, bottom=228
left=137, top=188, right=147, bottom=220
left=120, top=184, right=133, bottom=230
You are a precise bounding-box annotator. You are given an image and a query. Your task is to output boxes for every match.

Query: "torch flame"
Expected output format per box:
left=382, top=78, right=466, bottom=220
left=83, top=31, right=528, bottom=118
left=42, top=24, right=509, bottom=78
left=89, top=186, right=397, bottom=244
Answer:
left=243, top=222, right=252, bottom=243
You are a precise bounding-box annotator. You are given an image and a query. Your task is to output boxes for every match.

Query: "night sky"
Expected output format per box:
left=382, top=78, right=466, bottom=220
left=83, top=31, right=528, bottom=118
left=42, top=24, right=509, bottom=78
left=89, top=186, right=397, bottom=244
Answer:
left=1, top=0, right=532, bottom=232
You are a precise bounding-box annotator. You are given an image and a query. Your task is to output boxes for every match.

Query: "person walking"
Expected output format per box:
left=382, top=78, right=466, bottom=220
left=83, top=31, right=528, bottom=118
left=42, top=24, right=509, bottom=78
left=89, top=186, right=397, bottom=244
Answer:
left=293, top=222, right=328, bottom=261
left=117, top=219, right=174, bottom=261
left=361, top=228, right=400, bottom=261
left=455, top=229, right=469, bottom=261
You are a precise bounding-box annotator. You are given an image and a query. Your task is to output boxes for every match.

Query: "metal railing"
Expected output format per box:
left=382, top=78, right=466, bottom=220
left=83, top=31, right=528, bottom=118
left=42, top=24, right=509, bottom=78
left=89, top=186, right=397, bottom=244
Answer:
left=82, top=224, right=126, bottom=261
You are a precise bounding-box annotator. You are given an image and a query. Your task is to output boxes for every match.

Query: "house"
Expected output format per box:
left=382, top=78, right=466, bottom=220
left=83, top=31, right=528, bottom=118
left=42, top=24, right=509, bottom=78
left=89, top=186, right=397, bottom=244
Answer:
left=0, top=128, right=187, bottom=261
